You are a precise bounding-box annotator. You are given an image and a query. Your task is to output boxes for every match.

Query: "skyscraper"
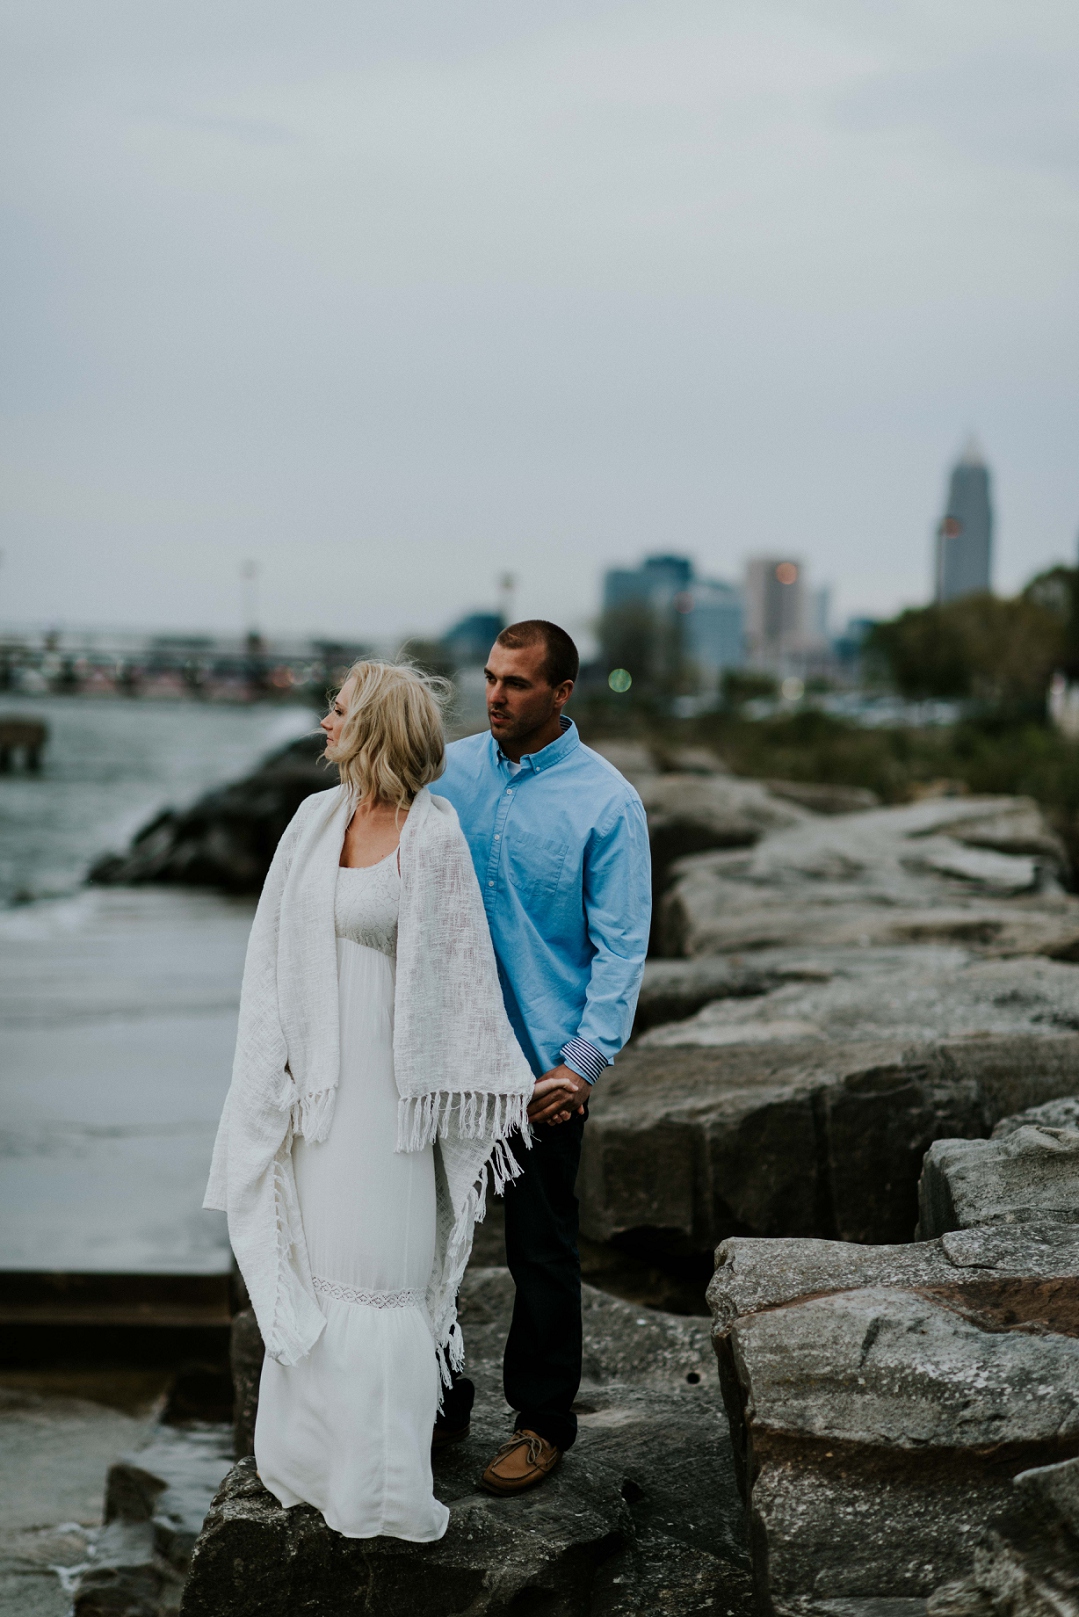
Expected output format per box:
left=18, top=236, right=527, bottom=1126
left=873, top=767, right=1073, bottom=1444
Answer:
left=934, top=440, right=993, bottom=603
left=744, top=557, right=805, bottom=666
left=600, top=553, right=744, bottom=691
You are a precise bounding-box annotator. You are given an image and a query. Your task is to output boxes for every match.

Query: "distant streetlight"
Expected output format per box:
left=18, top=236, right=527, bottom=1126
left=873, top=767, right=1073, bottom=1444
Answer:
left=608, top=668, right=632, bottom=693
left=499, top=572, right=517, bottom=627
left=241, top=560, right=260, bottom=636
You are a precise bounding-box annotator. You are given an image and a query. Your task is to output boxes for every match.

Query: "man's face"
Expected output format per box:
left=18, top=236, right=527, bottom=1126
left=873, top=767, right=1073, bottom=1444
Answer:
left=484, top=641, right=568, bottom=745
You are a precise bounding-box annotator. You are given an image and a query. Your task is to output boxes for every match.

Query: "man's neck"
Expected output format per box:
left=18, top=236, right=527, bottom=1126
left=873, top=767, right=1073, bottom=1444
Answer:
left=497, top=714, right=566, bottom=764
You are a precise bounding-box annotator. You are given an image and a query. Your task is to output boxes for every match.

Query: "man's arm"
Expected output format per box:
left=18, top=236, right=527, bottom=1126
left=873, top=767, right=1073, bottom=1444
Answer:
left=530, top=796, right=651, bottom=1125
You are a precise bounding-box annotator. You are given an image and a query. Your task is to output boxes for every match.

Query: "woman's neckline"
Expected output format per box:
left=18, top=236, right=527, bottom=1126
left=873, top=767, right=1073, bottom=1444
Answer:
left=338, top=845, right=400, bottom=873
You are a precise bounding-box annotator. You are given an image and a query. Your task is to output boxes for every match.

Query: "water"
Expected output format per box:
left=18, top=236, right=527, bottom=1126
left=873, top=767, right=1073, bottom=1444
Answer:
left=0, top=697, right=318, bottom=1275
left=0, top=695, right=319, bottom=906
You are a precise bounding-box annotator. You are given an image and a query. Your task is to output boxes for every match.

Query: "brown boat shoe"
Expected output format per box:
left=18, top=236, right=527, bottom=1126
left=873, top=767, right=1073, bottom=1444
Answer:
left=479, top=1429, right=562, bottom=1496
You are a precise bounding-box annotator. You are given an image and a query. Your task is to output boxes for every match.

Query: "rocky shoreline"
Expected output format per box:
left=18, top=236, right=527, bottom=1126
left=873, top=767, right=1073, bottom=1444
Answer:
left=79, top=737, right=1079, bottom=1614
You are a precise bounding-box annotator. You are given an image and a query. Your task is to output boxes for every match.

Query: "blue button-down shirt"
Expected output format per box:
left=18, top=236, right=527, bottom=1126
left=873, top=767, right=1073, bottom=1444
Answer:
left=436, top=719, right=651, bottom=1084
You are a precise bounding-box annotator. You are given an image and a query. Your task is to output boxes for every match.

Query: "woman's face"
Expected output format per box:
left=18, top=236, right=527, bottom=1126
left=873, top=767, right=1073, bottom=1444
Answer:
left=320, top=678, right=355, bottom=753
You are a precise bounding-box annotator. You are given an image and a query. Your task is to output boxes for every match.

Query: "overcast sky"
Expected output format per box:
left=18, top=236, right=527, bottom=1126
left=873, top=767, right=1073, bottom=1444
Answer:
left=2, top=0, right=1077, bottom=647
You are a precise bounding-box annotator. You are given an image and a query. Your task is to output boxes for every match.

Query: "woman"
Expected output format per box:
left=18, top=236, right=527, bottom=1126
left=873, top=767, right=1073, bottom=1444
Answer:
left=204, top=661, right=571, bottom=1542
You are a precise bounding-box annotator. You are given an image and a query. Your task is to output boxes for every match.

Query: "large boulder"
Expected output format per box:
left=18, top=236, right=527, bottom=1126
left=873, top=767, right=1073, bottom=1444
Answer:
left=657, top=797, right=1078, bottom=961
left=581, top=966, right=1079, bottom=1259
left=89, top=735, right=328, bottom=893
left=637, top=954, right=1079, bottom=1052
left=180, top=1269, right=752, bottom=1617
left=634, top=956, right=830, bottom=1033
left=707, top=1225, right=1079, bottom=1615
left=927, top=1454, right=1079, bottom=1617
left=708, top=1090, right=1079, bottom=1616
left=917, top=1126, right=1079, bottom=1238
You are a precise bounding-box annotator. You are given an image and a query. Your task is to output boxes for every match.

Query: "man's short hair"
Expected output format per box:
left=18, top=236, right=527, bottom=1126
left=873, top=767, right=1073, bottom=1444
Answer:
left=495, top=620, right=579, bottom=687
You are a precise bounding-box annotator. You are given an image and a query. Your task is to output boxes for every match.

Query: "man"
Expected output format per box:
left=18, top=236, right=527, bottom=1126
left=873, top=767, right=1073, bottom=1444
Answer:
left=436, top=619, right=651, bottom=1495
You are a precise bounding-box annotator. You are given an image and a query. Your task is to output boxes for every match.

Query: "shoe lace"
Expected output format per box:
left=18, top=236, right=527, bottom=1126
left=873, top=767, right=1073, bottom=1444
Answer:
left=493, top=1430, right=544, bottom=1467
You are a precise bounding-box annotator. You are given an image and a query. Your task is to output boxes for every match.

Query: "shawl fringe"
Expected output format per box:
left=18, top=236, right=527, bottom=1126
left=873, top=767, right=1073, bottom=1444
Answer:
left=396, top=1090, right=531, bottom=1154
left=430, top=1137, right=526, bottom=1397
left=292, top=1086, right=336, bottom=1145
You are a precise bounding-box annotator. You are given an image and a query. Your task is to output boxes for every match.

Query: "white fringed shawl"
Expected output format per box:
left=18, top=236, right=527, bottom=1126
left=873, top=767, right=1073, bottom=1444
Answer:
left=203, top=784, right=535, bottom=1376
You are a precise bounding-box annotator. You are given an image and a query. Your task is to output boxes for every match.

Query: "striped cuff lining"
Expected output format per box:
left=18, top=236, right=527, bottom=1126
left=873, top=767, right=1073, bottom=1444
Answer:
left=560, top=1038, right=609, bottom=1086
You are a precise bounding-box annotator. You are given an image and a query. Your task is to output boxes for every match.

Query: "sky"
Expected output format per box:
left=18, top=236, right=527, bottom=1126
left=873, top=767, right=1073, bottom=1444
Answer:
left=2, top=0, right=1077, bottom=648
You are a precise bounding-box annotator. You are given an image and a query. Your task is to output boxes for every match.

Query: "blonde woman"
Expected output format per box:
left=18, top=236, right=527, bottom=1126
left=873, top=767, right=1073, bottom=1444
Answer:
left=204, top=662, right=573, bottom=1541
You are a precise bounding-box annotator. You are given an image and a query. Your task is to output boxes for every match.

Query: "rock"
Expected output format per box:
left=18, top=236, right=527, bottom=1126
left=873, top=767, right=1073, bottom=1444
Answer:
left=657, top=796, right=1079, bottom=961
left=180, top=1269, right=752, bottom=1617
left=708, top=1227, right=1079, bottom=1612
left=764, top=781, right=881, bottom=815
left=944, top=801, right=1068, bottom=867
left=72, top=1519, right=185, bottom=1617
left=582, top=1005, right=1079, bottom=1258
left=917, top=1127, right=1079, bottom=1238
left=90, top=735, right=328, bottom=893
left=736, top=1290, right=1079, bottom=1605
left=633, top=774, right=812, bottom=915
left=634, top=956, right=831, bottom=1034
left=708, top=1222, right=1079, bottom=1380
left=637, top=954, right=1079, bottom=1051
left=926, top=1454, right=1079, bottom=1617
left=992, top=1094, right=1079, bottom=1136
left=229, top=1310, right=264, bottom=1459
left=71, top=1424, right=234, bottom=1617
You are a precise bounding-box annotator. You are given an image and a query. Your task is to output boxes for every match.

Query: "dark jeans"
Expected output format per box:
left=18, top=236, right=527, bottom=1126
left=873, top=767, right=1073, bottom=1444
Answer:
left=502, top=1108, right=585, bottom=1451
left=435, top=1109, right=585, bottom=1452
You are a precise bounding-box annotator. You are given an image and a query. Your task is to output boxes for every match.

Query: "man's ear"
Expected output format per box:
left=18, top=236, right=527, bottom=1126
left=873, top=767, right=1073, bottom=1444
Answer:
left=553, top=680, right=574, bottom=711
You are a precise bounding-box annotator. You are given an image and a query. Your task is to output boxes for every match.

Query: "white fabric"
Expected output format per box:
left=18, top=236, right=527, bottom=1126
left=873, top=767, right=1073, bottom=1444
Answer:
left=203, top=783, right=535, bottom=1372
left=255, top=873, right=449, bottom=1542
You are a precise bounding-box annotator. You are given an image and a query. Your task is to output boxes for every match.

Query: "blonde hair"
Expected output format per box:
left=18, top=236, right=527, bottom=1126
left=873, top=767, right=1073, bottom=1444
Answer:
left=326, top=661, right=449, bottom=810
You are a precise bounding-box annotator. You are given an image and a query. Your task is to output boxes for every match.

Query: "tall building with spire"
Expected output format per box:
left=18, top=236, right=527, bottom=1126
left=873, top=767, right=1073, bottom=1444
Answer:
left=934, top=439, right=993, bottom=603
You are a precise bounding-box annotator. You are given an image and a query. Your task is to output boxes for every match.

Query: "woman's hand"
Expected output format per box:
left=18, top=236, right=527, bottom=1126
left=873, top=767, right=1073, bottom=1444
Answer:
left=528, top=1066, right=589, bottom=1127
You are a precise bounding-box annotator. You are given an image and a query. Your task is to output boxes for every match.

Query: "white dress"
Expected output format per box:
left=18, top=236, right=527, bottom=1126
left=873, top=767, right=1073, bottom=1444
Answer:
left=254, top=852, right=450, bottom=1542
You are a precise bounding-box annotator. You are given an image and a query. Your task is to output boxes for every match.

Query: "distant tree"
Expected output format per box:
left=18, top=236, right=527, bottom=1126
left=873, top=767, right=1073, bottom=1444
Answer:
left=866, top=591, right=1065, bottom=714
left=1024, top=566, right=1079, bottom=680
left=721, top=669, right=778, bottom=707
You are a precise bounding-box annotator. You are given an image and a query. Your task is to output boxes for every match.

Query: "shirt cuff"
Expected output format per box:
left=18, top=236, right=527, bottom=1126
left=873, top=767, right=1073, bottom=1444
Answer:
left=560, top=1037, right=609, bottom=1086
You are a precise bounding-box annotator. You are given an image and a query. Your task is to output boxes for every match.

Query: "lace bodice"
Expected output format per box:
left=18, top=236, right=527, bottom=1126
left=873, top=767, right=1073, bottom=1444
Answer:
left=334, top=853, right=400, bottom=958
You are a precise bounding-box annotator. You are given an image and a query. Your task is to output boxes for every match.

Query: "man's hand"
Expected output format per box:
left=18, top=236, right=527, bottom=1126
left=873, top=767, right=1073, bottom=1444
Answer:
left=528, top=1064, right=590, bottom=1127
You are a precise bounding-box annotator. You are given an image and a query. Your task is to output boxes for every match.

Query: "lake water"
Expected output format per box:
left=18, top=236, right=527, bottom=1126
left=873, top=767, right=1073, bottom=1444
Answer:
left=0, top=695, right=318, bottom=906
left=0, top=698, right=317, bottom=1275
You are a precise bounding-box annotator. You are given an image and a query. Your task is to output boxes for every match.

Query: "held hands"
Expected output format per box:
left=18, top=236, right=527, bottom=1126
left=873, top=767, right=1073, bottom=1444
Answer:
left=527, top=1064, right=590, bottom=1127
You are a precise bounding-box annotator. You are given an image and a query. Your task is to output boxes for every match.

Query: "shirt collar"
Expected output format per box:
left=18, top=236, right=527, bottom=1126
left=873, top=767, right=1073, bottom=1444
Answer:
left=495, top=715, right=580, bottom=776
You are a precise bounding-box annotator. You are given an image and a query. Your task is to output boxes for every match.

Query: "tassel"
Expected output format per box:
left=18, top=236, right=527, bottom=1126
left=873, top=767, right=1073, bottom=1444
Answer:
left=396, top=1089, right=533, bottom=1153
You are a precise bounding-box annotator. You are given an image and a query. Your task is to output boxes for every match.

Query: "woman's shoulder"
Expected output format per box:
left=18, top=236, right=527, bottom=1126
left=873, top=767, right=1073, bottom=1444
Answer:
left=281, top=784, right=346, bottom=846
left=412, top=789, right=466, bottom=850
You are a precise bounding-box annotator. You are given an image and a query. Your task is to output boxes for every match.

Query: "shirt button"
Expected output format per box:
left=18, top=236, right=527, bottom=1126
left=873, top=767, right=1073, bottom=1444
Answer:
left=488, top=881, right=494, bottom=887
left=494, top=833, right=500, bottom=839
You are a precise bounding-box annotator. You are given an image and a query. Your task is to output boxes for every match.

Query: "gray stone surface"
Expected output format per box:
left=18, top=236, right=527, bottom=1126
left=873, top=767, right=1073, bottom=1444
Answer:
left=992, top=1094, right=1079, bottom=1136
left=762, top=781, right=881, bottom=815
left=917, top=1126, right=1079, bottom=1238
left=230, top=1309, right=264, bottom=1459
left=181, top=1269, right=751, bottom=1617
left=657, top=797, right=1079, bottom=961
left=70, top=1423, right=234, bottom=1617
left=926, top=1455, right=1079, bottom=1617
left=634, top=956, right=831, bottom=1034
left=638, top=956, right=1079, bottom=1052
left=708, top=1223, right=1079, bottom=1339
left=708, top=1227, right=1079, bottom=1611
left=581, top=1027, right=1079, bottom=1256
